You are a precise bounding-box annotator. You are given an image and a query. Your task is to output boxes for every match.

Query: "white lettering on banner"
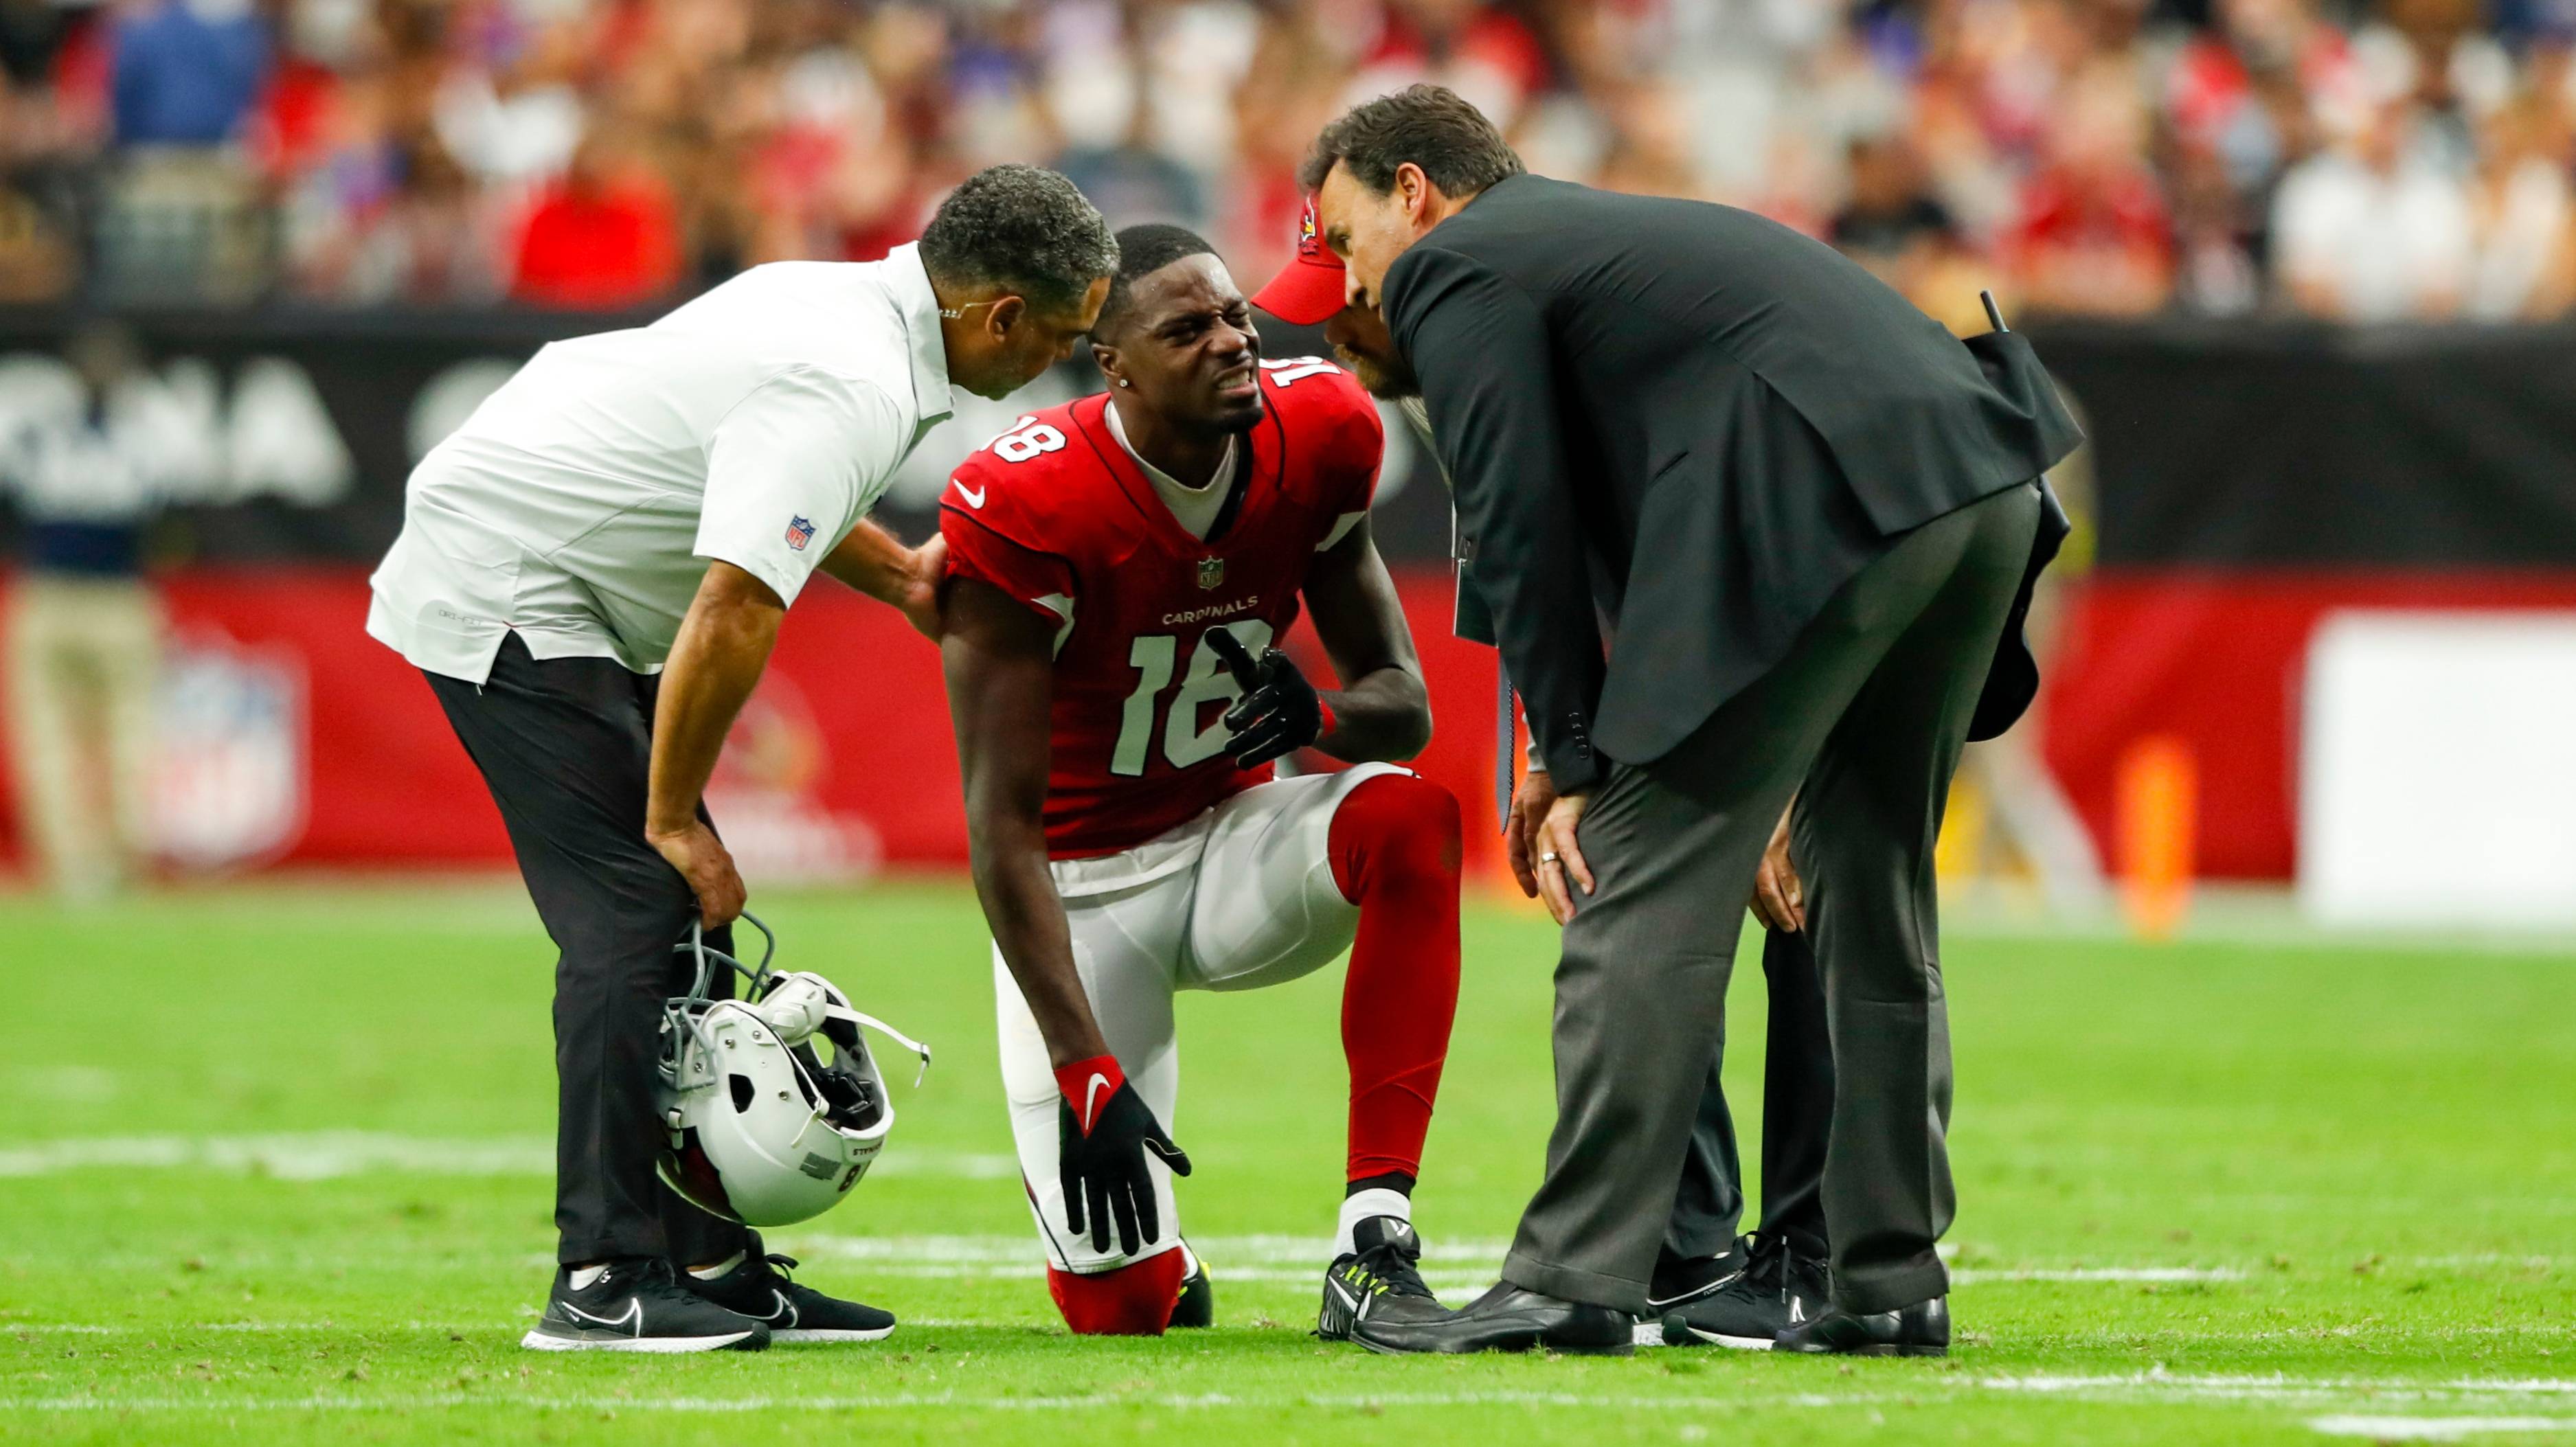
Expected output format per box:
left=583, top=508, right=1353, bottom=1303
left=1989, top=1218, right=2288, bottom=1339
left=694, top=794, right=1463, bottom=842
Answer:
left=408, top=358, right=523, bottom=462
left=0, top=351, right=354, bottom=509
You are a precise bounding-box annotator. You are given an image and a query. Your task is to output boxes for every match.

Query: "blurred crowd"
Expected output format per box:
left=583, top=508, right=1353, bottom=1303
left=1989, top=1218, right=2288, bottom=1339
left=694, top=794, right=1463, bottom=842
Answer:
left=5, top=0, right=2576, bottom=323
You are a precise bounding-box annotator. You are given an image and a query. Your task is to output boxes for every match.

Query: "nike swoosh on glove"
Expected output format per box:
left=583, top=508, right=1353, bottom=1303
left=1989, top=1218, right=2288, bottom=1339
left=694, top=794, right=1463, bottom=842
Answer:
left=1207, top=628, right=1327, bottom=769
left=1055, top=1056, right=1192, bottom=1256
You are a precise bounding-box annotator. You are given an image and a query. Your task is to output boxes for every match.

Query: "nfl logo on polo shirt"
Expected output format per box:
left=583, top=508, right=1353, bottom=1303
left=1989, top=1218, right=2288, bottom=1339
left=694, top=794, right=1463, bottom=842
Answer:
left=1197, top=556, right=1225, bottom=590
left=785, top=516, right=816, bottom=551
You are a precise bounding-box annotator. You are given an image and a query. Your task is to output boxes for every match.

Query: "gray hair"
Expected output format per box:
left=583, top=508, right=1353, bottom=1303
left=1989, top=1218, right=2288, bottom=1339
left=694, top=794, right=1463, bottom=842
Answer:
left=918, top=165, right=1119, bottom=317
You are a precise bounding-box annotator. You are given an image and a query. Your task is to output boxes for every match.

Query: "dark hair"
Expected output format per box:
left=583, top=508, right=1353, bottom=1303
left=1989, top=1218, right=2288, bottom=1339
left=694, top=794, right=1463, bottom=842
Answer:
left=918, top=164, right=1119, bottom=317
left=1090, top=223, right=1219, bottom=338
left=1298, top=84, right=1524, bottom=196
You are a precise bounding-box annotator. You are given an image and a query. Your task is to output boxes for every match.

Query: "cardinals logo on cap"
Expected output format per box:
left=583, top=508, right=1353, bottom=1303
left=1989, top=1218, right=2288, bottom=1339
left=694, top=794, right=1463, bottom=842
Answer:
left=1298, top=194, right=1322, bottom=259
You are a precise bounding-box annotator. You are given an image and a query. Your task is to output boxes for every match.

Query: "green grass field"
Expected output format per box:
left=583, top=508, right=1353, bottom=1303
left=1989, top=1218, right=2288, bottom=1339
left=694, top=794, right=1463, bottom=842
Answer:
left=5, top=878, right=2574, bottom=1444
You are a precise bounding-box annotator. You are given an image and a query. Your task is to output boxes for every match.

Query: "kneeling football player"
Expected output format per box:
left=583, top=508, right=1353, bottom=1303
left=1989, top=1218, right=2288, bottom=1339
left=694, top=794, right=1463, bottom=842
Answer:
left=940, top=225, right=1463, bottom=1339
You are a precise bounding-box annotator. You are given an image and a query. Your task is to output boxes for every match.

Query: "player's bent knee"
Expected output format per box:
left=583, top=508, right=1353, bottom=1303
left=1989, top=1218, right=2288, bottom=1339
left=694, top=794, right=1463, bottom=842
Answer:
left=1046, top=1251, right=1191, bottom=1336
left=1331, top=774, right=1463, bottom=899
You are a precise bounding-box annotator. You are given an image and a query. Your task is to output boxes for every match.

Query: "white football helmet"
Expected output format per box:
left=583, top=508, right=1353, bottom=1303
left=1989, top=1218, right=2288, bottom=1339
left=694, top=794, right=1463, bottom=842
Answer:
left=656, top=915, right=930, bottom=1228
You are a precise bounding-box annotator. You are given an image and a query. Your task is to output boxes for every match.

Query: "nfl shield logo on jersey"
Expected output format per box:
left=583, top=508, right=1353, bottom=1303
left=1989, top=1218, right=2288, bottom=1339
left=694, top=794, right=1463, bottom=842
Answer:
left=785, top=516, right=816, bottom=551
left=1196, top=556, right=1225, bottom=591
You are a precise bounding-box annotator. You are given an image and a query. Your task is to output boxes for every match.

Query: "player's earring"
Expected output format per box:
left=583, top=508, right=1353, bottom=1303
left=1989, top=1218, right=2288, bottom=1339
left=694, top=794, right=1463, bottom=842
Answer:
left=1118, top=378, right=1131, bottom=387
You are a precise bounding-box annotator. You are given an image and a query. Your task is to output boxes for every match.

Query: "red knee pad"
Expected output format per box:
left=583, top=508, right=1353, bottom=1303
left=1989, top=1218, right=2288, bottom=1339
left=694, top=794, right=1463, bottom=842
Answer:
left=1329, top=772, right=1463, bottom=900
left=1046, top=1250, right=1190, bottom=1336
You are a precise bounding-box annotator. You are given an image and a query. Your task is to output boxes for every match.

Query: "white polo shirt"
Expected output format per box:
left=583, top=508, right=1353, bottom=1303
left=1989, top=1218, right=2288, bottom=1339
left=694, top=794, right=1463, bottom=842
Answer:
left=366, top=244, right=956, bottom=683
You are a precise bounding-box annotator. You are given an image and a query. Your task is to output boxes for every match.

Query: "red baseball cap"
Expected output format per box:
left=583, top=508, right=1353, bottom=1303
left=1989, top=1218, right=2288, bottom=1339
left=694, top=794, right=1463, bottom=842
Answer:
left=1252, top=192, right=1348, bottom=326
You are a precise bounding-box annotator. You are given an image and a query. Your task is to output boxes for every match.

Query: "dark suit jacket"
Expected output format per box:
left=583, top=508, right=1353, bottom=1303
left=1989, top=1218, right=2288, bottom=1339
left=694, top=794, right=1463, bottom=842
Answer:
left=1384, top=174, right=2081, bottom=790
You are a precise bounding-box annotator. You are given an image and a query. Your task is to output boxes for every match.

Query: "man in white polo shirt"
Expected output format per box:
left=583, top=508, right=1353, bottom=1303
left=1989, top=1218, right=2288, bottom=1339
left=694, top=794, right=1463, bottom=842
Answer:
left=367, top=165, right=1117, bottom=1354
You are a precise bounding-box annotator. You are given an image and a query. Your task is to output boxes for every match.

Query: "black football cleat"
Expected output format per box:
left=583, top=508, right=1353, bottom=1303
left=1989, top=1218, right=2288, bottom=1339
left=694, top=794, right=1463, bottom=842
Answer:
left=521, top=1257, right=770, bottom=1353
left=1660, top=1231, right=1829, bottom=1349
left=1351, top=1281, right=1634, bottom=1356
left=1170, top=1244, right=1215, bottom=1329
left=1774, top=1295, right=1950, bottom=1357
left=682, top=1251, right=894, bottom=1344
left=1318, top=1216, right=1447, bottom=1341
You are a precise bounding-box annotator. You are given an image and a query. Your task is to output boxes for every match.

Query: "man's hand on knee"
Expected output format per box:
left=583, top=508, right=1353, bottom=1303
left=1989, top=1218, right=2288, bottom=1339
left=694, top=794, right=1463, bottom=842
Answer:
left=1750, top=799, right=1805, bottom=933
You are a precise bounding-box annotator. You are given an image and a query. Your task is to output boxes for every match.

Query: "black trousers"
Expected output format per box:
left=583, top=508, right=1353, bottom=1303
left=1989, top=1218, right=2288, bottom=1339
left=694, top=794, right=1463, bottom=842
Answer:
left=1660, top=926, right=1837, bottom=1269
left=426, top=633, right=751, bottom=1268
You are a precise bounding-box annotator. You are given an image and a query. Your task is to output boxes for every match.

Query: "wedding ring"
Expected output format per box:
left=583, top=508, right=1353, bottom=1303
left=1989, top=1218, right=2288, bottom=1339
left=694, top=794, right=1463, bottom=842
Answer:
left=1539, top=851, right=1559, bottom=864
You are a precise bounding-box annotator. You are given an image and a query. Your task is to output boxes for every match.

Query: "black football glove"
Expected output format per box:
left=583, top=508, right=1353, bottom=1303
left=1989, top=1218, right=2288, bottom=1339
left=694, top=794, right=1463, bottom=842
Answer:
left=1056, top=1060, right=1192, bottom=1256
left=1207, top=628, right=1326, bottom=768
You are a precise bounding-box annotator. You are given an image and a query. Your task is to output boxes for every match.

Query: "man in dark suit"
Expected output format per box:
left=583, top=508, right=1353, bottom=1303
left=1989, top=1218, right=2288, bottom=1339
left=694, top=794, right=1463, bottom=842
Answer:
left=1304, top=86, right=2079, bottom=1356
left=1255, top=214, right=1844, bottom=1344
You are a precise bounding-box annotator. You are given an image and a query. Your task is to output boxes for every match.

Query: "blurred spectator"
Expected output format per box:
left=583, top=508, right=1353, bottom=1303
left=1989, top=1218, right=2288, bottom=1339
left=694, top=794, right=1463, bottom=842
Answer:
left=508, top=132, right=681, bottom=308
left=1, top=322, right=168, bottom=902
left=2169, top=144, right=2263, bottom=315
left=3, top=0, right=2575, bottom=322
left=2462, top=95, right=2576, bottom=319
left=2003, top=64, right=2176, bottom=317
left=2274, top=100, right=2473, bottom=321
left=110, top=0, right=270, bottom=144
left=293, top=130, right=499, bottom=304
left=1833, top=133, right=1961, bottom=285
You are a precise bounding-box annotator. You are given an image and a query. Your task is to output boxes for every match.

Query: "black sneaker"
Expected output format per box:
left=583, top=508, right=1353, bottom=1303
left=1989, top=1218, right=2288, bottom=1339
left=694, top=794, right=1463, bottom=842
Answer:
left=1646, top=1235, right=1752, bottom=1313
left=1659, top=1232, right=1829, bottom=1350
left=1168, top=1244, right=1215, bottom=1328
left=683, top=1252, right=894, bottom=1344
left=521, top=1258, right=771, bottom=1353
left=1775, top=1295, right=1950, bottom=1357
left=1318, top=1217, right=1446, bottom=1341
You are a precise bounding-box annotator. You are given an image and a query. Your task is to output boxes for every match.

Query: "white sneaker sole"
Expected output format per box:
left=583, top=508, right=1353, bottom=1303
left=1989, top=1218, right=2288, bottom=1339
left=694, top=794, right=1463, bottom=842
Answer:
left=1660, top=1315, right=1777, bottom=1351
left=519, top=1328, right=762, bottom=1353
left=770, top=1325, right=895, bottom=1344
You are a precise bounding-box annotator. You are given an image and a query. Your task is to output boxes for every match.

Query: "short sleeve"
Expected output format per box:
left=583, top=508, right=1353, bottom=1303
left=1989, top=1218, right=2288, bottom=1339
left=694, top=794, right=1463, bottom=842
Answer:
left=694, top=369, right=907, bottom=608
left=942, top=489, right=1082, bottom=652
left=1313, top=370, right=1383, bottom=551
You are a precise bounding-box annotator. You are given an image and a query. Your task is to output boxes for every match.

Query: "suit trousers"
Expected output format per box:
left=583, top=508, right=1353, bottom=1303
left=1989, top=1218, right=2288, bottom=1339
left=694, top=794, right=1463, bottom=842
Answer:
left=1502, top=481, right=2040, bottom=1317
left=425, top=633, right=752, bottom=1268
left=1660, top=926, right=1836, bottom=1269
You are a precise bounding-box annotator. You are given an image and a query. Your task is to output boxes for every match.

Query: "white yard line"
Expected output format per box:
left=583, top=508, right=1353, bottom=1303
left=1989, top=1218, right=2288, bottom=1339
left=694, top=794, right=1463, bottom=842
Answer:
left=0, top=1135, right=1015, bottom=1181
left=6, top=1377, right=2576, bottom=1417
left=2309, top=1417, right=2576, bottom=1439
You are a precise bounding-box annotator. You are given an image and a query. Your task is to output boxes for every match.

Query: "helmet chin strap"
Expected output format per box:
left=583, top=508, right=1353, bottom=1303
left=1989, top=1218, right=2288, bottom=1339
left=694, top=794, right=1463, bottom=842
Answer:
left=823, top=1002, right=933, bottom=1088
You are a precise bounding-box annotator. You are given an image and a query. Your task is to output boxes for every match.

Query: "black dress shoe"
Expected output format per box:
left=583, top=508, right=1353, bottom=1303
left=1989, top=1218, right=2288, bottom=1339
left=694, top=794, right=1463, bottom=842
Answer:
left=1774, top=1295, right=1950, bottom=1357
left=1350, top=1282, right=1635, bottom=1356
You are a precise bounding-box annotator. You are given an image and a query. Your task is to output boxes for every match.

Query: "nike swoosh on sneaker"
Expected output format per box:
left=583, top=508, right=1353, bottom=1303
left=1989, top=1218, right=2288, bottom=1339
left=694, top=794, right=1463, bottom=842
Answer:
left=1645, top=1265, right=1748, bottom=1310
left=1328, top=1280, right=1359, bottom=1312
left=561, top=1299, right=642, bottom=1336
left=765, top=1290, right=799, bottom=1329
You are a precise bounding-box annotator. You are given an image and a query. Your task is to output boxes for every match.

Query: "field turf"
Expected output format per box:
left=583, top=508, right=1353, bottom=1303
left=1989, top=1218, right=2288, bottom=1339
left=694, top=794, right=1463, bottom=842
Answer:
left=4, top=878, right=2573, bottom=1444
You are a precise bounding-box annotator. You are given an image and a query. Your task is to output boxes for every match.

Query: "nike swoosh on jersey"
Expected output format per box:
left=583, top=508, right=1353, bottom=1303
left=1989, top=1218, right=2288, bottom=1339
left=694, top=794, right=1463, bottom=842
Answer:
left=956, top=483, right=986, bottom=508
left=1083, top=1074, right=1112, bottom=1132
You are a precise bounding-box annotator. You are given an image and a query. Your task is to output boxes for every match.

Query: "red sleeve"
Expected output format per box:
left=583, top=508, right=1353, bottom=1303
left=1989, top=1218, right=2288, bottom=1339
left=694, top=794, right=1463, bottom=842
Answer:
left=940, top=466, right=1078, bottom=632
left=1313, top=367, right=1386, bottom=522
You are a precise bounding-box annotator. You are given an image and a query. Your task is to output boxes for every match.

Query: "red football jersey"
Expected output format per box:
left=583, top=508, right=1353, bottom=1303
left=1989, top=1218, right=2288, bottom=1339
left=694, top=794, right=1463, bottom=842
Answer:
left=941, top=357, right=1384, bottom=857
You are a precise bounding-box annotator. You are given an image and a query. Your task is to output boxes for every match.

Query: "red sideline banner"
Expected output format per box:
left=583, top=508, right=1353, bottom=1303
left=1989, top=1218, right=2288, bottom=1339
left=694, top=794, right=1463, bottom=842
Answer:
left=21, top=564, right=2576, bottom=884
left=2042, top=569, right=2576, bottom=879
left=0, top=565, right=1517, bottom=883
